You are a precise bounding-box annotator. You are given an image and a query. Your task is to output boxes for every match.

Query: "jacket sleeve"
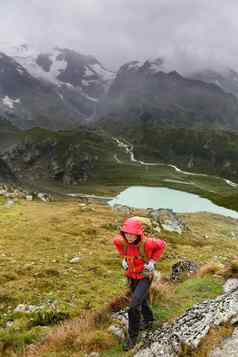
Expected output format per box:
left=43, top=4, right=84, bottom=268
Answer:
left=113, top=234, right=127, bottom=257
left=148, top=239, right=166, bottom=261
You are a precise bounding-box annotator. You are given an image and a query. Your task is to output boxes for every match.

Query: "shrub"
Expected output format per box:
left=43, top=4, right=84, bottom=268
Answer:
left=29, top=308, right=70, bottom=327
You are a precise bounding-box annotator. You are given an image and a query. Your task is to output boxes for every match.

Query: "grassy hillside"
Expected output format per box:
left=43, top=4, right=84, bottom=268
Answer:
left=0, top=197, right=237, bottom=356
left=1, top=124, right=238, bottom=212
left=96, top=118, right=238, bottom=180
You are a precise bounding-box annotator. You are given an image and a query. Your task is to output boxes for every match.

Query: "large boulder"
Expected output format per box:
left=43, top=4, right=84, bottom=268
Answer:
left=147, top=209, right=185, bottom=235
left=224, top=278, right=238, bottom=293
left=134, top=287, right=238, bottom=357
left=170, top=260, right=198, bottom=281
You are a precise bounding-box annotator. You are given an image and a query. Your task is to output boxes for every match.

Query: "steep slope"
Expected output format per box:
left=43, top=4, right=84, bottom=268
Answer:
left=0, top=197, right=237, bottom=356
left=0, top=52, right=81, bottom=129
left=1, top=44, right=115, bottom=93
left=1, top=127, right=118, bottom=185
left=0, top=44, right=115, bottom=129
left=0, top=158, right=15, bottom=183
left=189, top=68, right=238, bottom=97
left=98, top=59, right=238, bottom=131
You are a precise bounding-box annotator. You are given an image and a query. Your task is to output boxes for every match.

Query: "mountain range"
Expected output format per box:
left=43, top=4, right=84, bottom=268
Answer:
left=1, top=43, right=238, bottom=132
left=1, top=43, right=238, bottom=192
left=0, top=43, right=115, bottom=129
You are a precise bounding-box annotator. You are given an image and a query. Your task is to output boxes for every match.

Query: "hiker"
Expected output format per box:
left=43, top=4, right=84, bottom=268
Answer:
left=113, top=217, right=166, bottom=351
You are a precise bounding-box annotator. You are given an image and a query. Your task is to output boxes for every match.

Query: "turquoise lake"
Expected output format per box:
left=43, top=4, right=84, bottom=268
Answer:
left=109, top=186, right=238, bottom=219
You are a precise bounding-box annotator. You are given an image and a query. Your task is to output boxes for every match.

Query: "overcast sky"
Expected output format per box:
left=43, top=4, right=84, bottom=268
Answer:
left=1, top=0, right=238, bottom=72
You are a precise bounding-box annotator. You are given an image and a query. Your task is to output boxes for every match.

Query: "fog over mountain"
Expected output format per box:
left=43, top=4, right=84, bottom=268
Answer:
left=1, top=0, right=238, bottom=72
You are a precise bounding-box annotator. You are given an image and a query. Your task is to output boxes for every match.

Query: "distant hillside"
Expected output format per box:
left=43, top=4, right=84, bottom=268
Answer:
left=189, top=68, right=238, bottom=97
left=98, top=60, right=238, bottom=131
left=1, top=127, right=118, bottom=185
left=0, top=117, right=22, bottom=153
left=96, top=117, right=238, bottom=181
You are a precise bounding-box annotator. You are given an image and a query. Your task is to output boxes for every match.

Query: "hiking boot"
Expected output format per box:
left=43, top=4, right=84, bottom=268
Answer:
left=140, top=319, right=154, bottom=330
left=122, top=336, right=137, bottom=351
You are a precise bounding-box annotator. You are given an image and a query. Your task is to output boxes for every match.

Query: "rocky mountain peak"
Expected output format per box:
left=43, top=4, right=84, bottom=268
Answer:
left=0, top=43, right=117, bottom=129
left=118, top=57, right=164, bottom=75
left=0, top=43, right=115, bottom=89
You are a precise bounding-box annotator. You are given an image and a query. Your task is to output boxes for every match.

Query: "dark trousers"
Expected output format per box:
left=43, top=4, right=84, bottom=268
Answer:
left=128, top=277, right=154, bottom=339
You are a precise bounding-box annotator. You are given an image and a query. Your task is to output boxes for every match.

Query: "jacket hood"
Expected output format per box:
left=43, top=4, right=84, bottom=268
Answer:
left=121, top=218, right=145, bottom=241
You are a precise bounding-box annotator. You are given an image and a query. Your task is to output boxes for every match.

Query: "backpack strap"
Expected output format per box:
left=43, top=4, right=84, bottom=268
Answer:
left=138, top=241, right=149, bottom=263
left=120, top=237, right=149, bottom=262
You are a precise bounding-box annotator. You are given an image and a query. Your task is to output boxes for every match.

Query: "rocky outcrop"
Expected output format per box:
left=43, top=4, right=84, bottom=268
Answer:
left=0, top=183, right=52, bottom=202
left=2, top=139, right=93, bottom=184
left=134, top=287, right=238, bottom=357
left=147, top=209, right=185, bottom=234
left=170, top=260, right=198, bottom=281
left=0, top=158, right=15, bottom=182
left=224, top=278, right=238, bottom=293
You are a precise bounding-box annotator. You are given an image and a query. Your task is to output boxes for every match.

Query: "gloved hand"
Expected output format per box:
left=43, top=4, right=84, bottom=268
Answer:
left=121, top=258, right=128, bottom=270
left=144, top=260, right=155, bottom=272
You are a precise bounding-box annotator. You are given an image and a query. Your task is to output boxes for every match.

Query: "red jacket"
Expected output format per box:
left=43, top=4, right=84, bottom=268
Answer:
left=113, top=218, right=166, bottom=279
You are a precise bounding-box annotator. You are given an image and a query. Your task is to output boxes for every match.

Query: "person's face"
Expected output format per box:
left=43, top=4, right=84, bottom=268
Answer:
left=124, top=233, right=137, bottom=243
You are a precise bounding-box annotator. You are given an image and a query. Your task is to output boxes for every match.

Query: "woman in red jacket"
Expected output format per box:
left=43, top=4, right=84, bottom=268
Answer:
left=113, top=217, right=166, bottom=351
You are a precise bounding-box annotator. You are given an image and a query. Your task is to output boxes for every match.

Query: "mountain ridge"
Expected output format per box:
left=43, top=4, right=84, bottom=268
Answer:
left=2, top=43, right=238, bottom=132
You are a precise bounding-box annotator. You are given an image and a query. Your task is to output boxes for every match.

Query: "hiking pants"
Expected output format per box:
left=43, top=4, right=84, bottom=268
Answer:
left=128, top=277, right=154, bottom=339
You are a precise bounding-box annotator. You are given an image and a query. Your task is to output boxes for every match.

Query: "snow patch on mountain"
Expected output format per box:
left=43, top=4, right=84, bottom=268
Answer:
left=0, top=43, right=67, bottom=86
left=125, top=61, right=144, bottom=71
left=122, top=58, right=169, bottom=74
left=0, top=43, right=116, bottom=101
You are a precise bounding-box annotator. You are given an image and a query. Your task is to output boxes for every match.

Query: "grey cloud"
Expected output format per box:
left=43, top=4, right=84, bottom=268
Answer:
left=1, top=0, right=238, bottom=72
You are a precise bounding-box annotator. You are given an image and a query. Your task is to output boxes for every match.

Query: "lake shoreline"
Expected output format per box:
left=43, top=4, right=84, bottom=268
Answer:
left=109, top=185, right=238, bottom=219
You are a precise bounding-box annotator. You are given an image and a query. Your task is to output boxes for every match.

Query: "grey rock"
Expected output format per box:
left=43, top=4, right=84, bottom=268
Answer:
left=4, top=199, right=16, bottom=206
left=224, top=278, right=238, bottom=293
left=112, top=309, right=128, bottom=328
left=14, top=302, right=57, bottom=314
left=6, top=321, right=14, bottom=328
left=170, top=260, right=198, bottom=281
left=112, top=204, right=131, bottom=214
left=109, top=324, right=125, bottom=340
left=148, top=209, right=185, bottom=235
left=134, top=287, right=238, bottom=357
left=70, top=257, right=81, bottom=264
left=37, top=192, right=51, bottom=202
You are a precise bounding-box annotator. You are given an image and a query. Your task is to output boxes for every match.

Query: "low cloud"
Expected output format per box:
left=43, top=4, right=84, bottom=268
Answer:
left=1, top=0, right=238, bottom=72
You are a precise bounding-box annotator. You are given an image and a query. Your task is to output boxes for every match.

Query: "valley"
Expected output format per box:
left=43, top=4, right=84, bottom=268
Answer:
left=0, top=41, right=238, bottom=357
